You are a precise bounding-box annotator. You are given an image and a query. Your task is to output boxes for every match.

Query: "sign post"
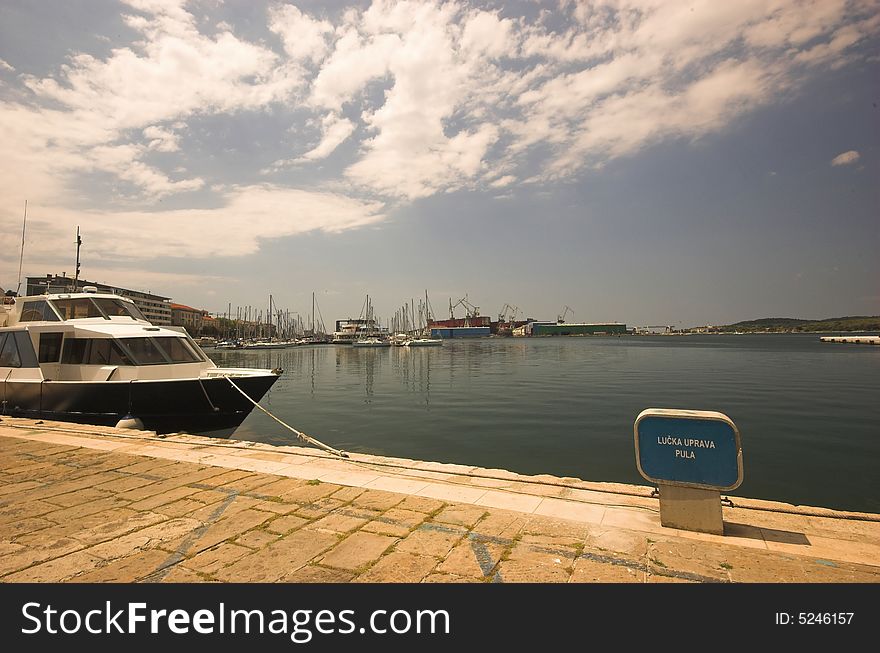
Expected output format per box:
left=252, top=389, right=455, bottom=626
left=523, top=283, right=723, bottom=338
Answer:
left=634, top=409, right=743, bottom=535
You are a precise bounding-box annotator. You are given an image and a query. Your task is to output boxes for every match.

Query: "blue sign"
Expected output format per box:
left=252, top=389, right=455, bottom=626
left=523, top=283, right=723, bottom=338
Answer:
left=634, top=409, right=743, bottom=491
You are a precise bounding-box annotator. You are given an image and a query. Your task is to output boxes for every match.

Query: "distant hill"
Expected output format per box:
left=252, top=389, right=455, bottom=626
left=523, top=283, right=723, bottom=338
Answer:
left=717, top=316, right=880, bottom=333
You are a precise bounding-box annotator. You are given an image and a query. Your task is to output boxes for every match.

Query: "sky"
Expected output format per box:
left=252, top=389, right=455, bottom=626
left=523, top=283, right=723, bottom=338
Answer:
left=0, top=0, right=877, bottom=328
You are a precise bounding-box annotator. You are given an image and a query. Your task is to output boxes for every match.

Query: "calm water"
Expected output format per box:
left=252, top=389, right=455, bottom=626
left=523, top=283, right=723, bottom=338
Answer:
left=208, top=335, right=880, bottom=512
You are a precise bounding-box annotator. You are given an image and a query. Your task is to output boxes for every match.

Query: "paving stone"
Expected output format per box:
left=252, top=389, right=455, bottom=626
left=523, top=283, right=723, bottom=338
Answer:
left=154, top=498, right=211, bottom=519
left=95, top=475, right=157, bottom=493
left=277, top=483, right=342, bottom=506
left=214, top=474, right=279, bottom=495
left=472, top=511, right=527, bottom=540
left=159, top=566, right=206, bottom=583
left=0, top=537, right=85, bottom=577
left=360, top=508, right=428, bottom=538
left=250, top=477, right=310, bottom=497
left=71, top=511, right=169, bottom=546
left=74, top=549, right=173, bottom=582
left=4, top=550, right=104, bottom=582
left=422, top=573, right=481, bottom=583
left=128, top=486, right=200, bottom=511
left=496, top=559, right=571, bottom=582
left=3, top=517, right=54, bottom=539
left=214, top=530, right=340, bottom=582
left=646, top=573, right=699, bottom=583
left=295, top=498, right=347, bottom=519
left=234, top=529, right=280, bottom=549
left=397, top=525, right=466, bottom=559
left=42, top=496, right=130, bottom=523
left=0, top=499, right=61, bottom=523
left=523, top=516, right=590, bottom=545
left=432, top=504, right=487, bottom=528
left=114, top=459, right=180, bottom=476
left=266, top=514, right=310, bottom=534
left=396, top=496, right=445, bottom=514
left=319, top=532, right=398, bottom=571
left=569, top=556, right=645, bottom=583
left=193, top=469, right=254, bottom=487
left=356, top=551, right=438, bottom=583
left=86, top=518, right=201, bottom=560
left=0, top=541, right=25, bottom=556
left=183, top=508, right=274, bottom=554
left=496, top=541, right=578, bottom=582
left=183, top=543, right=253, bottom=575
left=647, top=540, right=732, bottom=582
left=331, top=486, right=367, bottom=502
left=42, top=487, right=112, bottom=508
left=584, top=525, right=650, bottom=557
left=303, top=508, right=379, bottom=534
left=281, top=565, right=356, bottom=583
left=350, top=489, right=405, bottom=512
left=188, top=489, right=234, bottom=505
left=436, top=539, right=506, bottom=579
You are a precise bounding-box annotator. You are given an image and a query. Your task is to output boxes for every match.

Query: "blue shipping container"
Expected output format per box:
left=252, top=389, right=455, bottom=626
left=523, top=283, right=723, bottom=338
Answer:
left=430, top=327, right=491, bottom=338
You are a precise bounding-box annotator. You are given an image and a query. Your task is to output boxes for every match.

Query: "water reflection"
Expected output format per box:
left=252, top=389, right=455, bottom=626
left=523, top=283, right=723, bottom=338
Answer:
left=206, top=336, right=880, bottom=512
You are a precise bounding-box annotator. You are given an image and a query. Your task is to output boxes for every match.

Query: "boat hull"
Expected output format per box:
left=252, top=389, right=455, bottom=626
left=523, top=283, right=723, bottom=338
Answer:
left=0, top=373, right=279, bottom=436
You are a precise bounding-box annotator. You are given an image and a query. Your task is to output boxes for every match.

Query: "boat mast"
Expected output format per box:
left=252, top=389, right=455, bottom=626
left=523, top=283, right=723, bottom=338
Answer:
left=74, top=225, right=82, bottom=292
left=16, top=200, right=27, bottom=295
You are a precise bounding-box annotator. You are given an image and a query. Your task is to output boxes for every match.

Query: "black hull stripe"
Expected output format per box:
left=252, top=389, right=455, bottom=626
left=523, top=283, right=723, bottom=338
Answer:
left=0, top=375, right=279, bottom=436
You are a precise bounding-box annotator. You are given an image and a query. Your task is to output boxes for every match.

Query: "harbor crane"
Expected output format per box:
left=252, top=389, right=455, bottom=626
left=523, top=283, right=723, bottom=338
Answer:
left=449, top=295, right=480, bottom=319
left=558, top=305, right=573, bottom=323
left=498, top=303, right=519, bottom=324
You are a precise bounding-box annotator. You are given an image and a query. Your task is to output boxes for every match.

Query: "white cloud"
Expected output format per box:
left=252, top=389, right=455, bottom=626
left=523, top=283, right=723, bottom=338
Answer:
left=143, top=125, right=182, bottom=152
left=294, top=113, right=356, bottom=162
left=0, top=186, right=385, bottom=287
left=489, top=175, right=516, bottom=188
left=831, top=150, right=861, bottom=166
left=0, top=0, right=876, bottom=267
left=0, top=58, right=14, bottom=72
left=269, top=4, right=333, bottom=63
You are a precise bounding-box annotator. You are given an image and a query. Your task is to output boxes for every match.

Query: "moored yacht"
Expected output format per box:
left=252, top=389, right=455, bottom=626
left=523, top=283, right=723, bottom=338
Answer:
left=0, top=288, right=280, bottom=436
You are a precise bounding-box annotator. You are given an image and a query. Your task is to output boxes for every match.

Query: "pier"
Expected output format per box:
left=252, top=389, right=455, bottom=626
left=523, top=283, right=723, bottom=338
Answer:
left=1, top=417, right=878, bottom=583
left=820, top=335, right=880, bottom=345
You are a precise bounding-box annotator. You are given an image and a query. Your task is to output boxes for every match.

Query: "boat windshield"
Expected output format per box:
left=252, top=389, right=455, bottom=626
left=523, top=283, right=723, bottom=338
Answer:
left=118, top=337, right=203, bottom=365
left=60, top=336, right=203, bottom=365
left=18, top=300, right=61, bottom=322
left=51, top=297, right=147, bottom=321
left=92, top=298, right=147, bottom=321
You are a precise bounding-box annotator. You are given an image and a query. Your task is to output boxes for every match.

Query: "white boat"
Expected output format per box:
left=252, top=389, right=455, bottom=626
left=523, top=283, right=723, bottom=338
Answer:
left=352, top=337, right=391, bottom=348
left=404, top=337, right=443, bottom=347
left=0, top=288, right=280, bottom=436
left=241, top=340, right=289, bottom=350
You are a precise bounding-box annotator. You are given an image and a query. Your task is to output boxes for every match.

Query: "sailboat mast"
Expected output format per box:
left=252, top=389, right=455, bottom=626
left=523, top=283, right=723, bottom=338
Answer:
left=74, top=226, right=82, bottom=291
left=16, top=200, right=27, bottom=295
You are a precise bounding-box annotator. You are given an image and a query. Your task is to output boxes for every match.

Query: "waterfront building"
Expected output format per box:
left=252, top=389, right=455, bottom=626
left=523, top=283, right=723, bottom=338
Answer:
left=171, top=302, right=209, bottom=336
left=26, top=274, right=172, bottom=325
left=525, top=322, right=627, bottom=336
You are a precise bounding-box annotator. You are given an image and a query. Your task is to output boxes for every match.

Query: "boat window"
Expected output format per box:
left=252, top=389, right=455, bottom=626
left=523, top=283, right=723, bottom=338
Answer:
left=61, top=338, right=133, bottom=365
left=38, top=332, right=64, bottom=363
left=92, top=297, right=147, bottom=321
left=0, top=333, right=21, bottom=368
left=117, top=337, right=169, bottom=365
left=19, top=300, right=61, bottom=322
left=51, top=298, right=107, bottom=320
left=152, top=337, right=202, bottom=363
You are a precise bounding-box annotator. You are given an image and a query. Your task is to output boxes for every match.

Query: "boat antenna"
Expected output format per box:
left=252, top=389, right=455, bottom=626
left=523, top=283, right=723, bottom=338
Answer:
left=74, top=226, right=82, bottom=291
left=15, top=200, right=27, bottom=295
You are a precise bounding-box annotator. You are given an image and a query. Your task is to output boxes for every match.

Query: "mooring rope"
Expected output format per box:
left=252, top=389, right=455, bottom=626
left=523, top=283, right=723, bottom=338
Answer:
left=224, top=376, right=348, bottom=458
